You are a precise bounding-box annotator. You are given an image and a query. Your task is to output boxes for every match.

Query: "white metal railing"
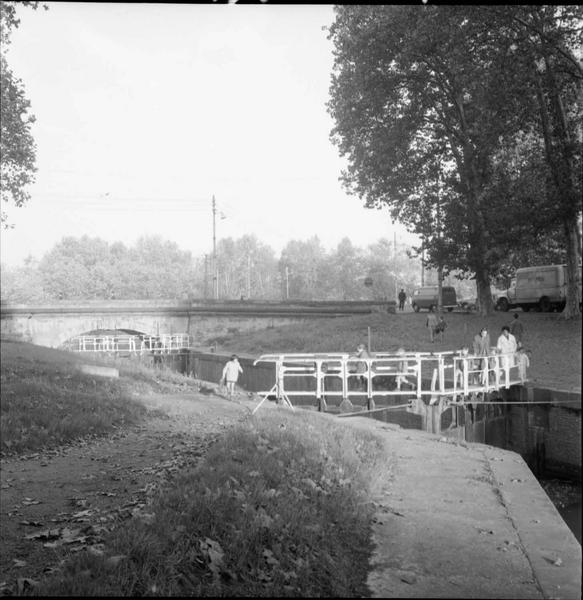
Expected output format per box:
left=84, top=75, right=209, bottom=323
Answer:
left=64, top=333, right=192, bottom=353
left=252, top=349, right=525, bottom=412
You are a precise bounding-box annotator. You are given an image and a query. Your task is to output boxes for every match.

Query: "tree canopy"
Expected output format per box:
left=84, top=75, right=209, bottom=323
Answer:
left=0, top=1, right=45, bottom=228
left=327, top=5, right=582, bottom=316
left=0, top=234, right=432, bottom=304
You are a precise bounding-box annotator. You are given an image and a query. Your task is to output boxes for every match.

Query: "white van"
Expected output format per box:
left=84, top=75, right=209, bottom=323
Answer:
left=495, top=264, right=582, bottom=312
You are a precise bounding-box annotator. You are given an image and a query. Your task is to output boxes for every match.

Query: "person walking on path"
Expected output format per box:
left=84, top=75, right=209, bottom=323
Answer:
left=426, top=312, right=439, bottom=343
left=509, top=313, right=524, bottom=345
left=220, top=354, right=243, bottom=400
left=398, top=289, right=407, bottom=311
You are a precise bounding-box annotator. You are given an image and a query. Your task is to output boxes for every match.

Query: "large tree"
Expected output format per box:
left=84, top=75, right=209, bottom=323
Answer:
left=504, top=6, right=582, bottom=318
left=0, top=1, right=44, bottom=227
left=327, top=5, right=582, bottom=316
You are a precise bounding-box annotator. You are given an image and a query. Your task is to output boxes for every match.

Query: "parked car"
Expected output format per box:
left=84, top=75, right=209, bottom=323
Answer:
left=411, top=286, right=457, bottom=312
left=495, top=264, right=582, bottom=312
left=458, top=296, right=477, bottom=312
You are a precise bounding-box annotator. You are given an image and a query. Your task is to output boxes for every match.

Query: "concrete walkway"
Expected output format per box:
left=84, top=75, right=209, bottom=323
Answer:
left=345, top=417, right=581, bottom=599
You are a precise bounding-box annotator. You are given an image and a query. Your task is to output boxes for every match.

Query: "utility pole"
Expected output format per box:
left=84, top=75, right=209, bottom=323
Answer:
left=212, top=195, right=218, bottom=300
left=285, top=265, right=290, bottom=300
left=247, top=253, right=252, bottom=299
left=203, top=254, right=208, bottom=300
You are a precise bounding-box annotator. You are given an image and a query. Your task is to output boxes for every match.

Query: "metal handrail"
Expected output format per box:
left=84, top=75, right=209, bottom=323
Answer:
left=253, top=349, right=525, bottom=405
left=63, top=333, right=192, bottom=353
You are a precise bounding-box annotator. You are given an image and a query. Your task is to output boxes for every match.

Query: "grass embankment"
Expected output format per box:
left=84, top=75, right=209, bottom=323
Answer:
left=38, top=409, right=386, bottom=597
left=0, top=340, right=198, bottom=456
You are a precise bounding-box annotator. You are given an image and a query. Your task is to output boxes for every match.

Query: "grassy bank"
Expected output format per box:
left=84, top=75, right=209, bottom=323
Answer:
left=0, top=340, right=198, bottom=456
left=37, top=408, right=387, bottom=597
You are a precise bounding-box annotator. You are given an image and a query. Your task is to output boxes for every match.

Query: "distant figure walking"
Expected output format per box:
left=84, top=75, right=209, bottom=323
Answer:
left=220, top=354, right=243, bottom=400
left=426, top=312, right=439, bottom=343
left=398, top=289, right=407, bottom=311
left=509, top=313, right=524, bottom=345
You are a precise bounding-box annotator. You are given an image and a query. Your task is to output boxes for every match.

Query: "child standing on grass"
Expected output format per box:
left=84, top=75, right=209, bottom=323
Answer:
left=435, top=315, right=447, bottom=343
left=220, top=355, right=243, bottom=400
left=426, top=312, right=438, bottom=343
left=516, top=346, right=531, bottom=382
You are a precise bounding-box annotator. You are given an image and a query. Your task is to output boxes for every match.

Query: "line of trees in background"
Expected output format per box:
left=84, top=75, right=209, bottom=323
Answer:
left=327, top=5, right=582, bottom=317
left=1, top=234, right=450, bottom=303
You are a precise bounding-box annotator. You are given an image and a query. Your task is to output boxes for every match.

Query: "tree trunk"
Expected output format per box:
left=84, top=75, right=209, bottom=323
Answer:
left=562, top=218, right=582, bottom=318
left=475, top=266, right=494, bottom=316
left=437, top=265, right=443, bottom=315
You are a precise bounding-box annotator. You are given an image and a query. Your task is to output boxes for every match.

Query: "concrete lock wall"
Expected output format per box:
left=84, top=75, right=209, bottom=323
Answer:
left=189, top=352, right=581, bottom=479
left=509, top=387, right=582, bottom=479
left=438, top=385, right=581, bottom=480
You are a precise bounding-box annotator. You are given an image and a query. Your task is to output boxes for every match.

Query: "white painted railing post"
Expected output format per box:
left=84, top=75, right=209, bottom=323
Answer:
left=416, top=354, right=422, bottom=399
left=341, top=358, right=348, bottom=403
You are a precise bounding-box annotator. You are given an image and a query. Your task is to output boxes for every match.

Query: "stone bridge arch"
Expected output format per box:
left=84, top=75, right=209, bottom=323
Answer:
left=1, top=309, right=187, bottom=348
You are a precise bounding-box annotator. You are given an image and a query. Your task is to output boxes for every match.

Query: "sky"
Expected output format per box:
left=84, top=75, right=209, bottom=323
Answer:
left=0, top=2, right=418, bottom=267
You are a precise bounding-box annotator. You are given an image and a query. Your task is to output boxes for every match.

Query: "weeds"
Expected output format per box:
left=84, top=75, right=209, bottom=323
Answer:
left=37, top=409, right=388, bottom=597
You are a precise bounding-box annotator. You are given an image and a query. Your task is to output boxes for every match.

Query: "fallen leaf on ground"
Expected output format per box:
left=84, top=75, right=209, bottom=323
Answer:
left=24, top=528, right=61, bottom=541
left=106, top=555, right=128, bottom=567
left=17, top=579, right=38, bottom=594
left=12, top=560, right=27, bottom=568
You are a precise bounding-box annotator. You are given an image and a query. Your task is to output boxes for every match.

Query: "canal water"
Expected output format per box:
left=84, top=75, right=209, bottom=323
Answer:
left=540, top=479, right=582, bottom=545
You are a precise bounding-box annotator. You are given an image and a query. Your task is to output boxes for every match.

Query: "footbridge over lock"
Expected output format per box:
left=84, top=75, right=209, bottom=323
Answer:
left=251, top=348, right=527, bottom=418
left=0, top=300, right=392, bottom=349
left=241, top=348, right=580, bottom=480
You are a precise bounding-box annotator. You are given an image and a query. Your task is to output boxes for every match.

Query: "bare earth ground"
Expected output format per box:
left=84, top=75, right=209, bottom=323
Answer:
left=0, top=392, right=253, bottom=595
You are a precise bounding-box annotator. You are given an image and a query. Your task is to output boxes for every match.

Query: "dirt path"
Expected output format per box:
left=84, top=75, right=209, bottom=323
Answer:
left=0, top=391, right=253, bottom=595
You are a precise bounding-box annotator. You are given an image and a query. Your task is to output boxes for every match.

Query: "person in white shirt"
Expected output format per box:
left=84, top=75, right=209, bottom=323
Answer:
left=496, top=326, right=517, bottom=385
left=220, top=355, right=243, bottom=400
